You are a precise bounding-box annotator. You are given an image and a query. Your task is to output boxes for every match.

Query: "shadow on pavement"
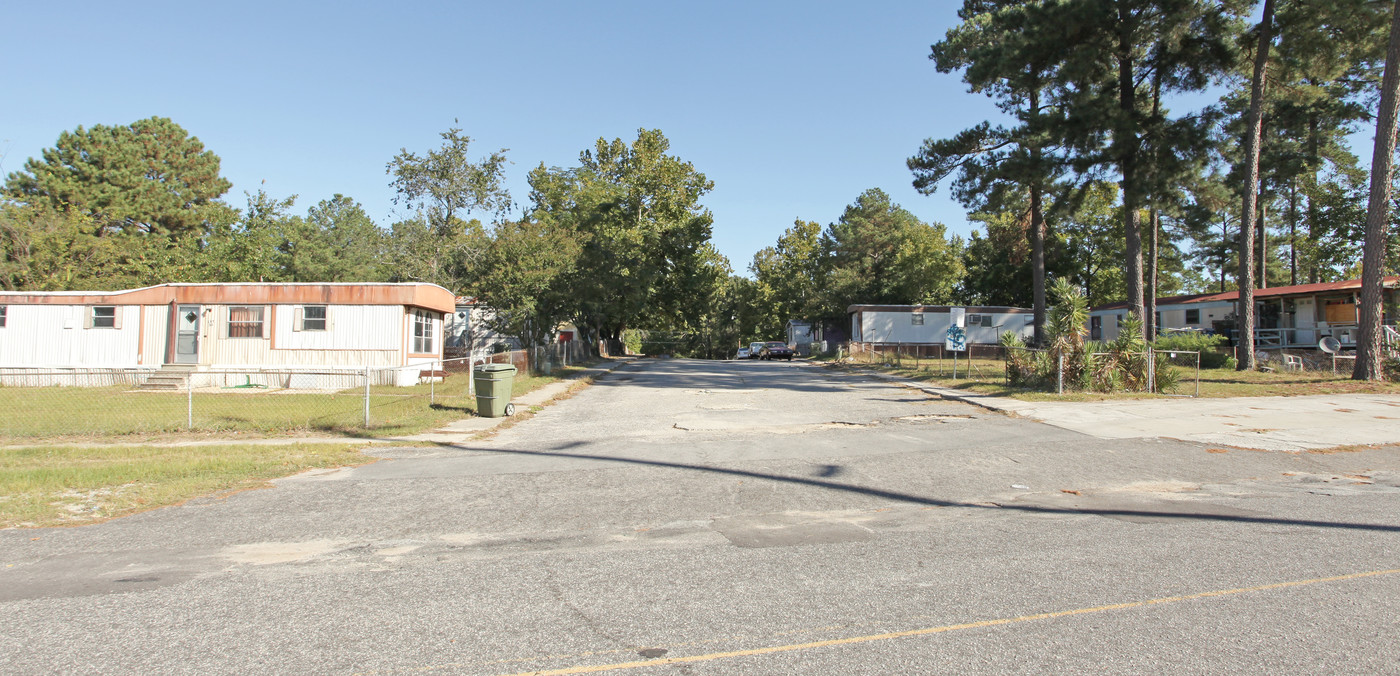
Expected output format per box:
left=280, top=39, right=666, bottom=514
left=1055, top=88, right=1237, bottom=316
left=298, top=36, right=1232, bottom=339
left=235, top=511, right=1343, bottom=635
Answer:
left=594, top=358, right=868, bottom=394
left=443, top=440, right=1400, bottom=534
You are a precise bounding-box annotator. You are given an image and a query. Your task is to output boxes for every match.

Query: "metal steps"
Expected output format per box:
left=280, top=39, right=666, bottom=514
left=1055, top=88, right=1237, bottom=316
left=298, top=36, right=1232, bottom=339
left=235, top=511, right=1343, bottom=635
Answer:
left=137, top=364, right=198, bottom=391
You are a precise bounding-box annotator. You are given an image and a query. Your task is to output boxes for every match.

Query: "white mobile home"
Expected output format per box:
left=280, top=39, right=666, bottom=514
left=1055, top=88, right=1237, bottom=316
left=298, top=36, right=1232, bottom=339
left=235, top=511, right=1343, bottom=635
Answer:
left=0, top=282, right=455, bottom=386
left=1089, top=277, right=1400, bottom=348
left=848, top=305, right=1034, bottom=346
left=443, top=297, right=523, bottom=358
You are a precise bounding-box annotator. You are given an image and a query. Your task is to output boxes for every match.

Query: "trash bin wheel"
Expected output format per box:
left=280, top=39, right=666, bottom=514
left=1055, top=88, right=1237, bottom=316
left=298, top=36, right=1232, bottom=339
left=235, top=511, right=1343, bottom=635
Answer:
left=505, top=403, right=516, bottom=416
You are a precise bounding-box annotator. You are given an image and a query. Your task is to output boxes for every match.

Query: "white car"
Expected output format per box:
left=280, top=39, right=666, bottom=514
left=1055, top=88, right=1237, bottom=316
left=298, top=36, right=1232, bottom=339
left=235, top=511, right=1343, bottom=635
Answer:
left=736, top=347, right=751, bottom=360
left=748, top=342, right=767, bottom=359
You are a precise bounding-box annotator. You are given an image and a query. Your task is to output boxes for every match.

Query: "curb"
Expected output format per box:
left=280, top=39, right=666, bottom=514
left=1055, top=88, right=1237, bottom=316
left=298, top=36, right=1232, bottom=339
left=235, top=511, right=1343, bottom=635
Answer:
left=390, top=358, right=634, bottom=443
left=840, top=366, right=1036, bottom=416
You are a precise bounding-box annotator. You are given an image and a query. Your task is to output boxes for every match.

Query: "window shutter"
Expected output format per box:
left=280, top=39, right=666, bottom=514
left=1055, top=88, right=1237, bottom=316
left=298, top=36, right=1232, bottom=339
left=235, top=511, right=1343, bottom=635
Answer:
left=265, top=306, right=272, bottom=340
left=113, top=308, right=123, bottom=330
left=294, top=307, right=304, bottom=331
left=84, top=308, right=93, bottom=329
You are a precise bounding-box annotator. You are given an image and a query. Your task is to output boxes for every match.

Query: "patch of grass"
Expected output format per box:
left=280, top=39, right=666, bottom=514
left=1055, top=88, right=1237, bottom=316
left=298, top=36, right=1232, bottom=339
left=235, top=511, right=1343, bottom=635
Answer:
left=0, top=443, right=373, bottom=528
left=836, top=358, right=1400, bottom=400
left=0, top=360, right=606, bottom=442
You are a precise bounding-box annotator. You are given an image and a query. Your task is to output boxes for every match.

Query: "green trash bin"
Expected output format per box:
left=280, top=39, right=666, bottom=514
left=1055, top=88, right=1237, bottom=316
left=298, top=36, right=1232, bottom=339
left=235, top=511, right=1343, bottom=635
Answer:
left=473, top=363, right=518, bottom=417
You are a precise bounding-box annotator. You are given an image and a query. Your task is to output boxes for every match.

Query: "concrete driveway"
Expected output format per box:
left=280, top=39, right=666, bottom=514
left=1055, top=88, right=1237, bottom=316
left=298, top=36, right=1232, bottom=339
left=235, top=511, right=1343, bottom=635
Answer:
left=3, top=358, right=1399, bottom=674
left=859, top=369, right=1400, bottom=451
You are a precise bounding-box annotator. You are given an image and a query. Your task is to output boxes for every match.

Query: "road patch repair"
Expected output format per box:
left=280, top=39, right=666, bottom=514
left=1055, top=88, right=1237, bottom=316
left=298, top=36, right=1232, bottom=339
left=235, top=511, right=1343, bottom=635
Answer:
left=855, top=369, right=1400, bottom=451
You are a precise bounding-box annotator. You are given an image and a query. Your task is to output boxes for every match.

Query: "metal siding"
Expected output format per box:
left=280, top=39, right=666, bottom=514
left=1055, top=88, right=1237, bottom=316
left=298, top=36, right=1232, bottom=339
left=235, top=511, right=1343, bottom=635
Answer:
left=141, top=305, right=171, bottom=364
left=861, top=310, right=1028, bottom=344
left=274, top=305, right=399, bottom=350
left=0, top=305, right=140, bottom=367
left=204, top=305, right=399, bottom=368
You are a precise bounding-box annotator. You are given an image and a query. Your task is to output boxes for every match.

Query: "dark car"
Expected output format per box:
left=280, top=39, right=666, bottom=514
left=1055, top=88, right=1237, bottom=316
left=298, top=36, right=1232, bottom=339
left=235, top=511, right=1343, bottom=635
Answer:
left=759, top=341, right=794, bottom=360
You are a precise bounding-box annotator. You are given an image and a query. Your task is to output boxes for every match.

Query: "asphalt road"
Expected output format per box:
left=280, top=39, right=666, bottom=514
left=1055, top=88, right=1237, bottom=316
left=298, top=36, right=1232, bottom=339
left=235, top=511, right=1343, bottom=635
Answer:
left=3, top=358, right=1399, bottom=675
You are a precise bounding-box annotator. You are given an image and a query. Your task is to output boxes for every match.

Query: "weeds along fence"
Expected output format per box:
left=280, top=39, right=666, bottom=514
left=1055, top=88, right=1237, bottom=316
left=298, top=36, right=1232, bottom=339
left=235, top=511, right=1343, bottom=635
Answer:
left=0, top=342, right=593, bottom=440
left=846, top=342, right=1009, bottom=381
left=446, top=339, right=592, bottom=375
left=1003, top=348, right=1201, bottom=396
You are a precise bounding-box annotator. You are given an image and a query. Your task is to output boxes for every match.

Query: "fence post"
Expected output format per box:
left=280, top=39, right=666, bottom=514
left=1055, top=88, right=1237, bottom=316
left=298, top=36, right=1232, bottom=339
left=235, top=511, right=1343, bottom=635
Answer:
left=187, top=372, right=193, bottom=430
left=1147, top=349, right=1155, bottom=393
left=430, top=359, right=437, bottom=406
left=1057, top=351, right=1064, bottom=395
left=363, top=365, right=371, bottom=428
left=1195, top=352, right=1201, bottom=398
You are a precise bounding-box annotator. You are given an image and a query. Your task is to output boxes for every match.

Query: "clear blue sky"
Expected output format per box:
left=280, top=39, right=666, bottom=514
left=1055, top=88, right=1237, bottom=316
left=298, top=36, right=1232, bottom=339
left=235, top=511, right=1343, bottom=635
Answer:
left=12, top=1, right=1354, bottom=278
left=3, top=1, right=1006, bottom=273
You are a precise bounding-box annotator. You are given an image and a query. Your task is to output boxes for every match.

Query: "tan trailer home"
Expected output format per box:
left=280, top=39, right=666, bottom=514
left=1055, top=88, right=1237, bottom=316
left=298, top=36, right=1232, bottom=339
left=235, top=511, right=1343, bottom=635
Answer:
left=0, top=282, right=455, bottom=387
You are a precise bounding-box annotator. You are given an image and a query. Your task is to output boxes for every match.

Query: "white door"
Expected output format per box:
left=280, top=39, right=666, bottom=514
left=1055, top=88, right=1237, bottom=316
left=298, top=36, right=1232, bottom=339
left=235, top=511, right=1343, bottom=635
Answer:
left=175, top=305, right=200, bottom=364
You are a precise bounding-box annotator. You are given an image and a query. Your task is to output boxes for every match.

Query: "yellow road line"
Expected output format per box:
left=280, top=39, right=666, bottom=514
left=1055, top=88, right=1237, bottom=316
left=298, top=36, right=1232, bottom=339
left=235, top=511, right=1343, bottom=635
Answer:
left=508, top=567, right=1400, bottom=676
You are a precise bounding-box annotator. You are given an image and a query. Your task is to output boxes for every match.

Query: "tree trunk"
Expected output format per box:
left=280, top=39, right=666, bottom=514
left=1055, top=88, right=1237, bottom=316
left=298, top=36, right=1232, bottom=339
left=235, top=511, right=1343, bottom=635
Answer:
left=1146, top=76, right=1161, bottom=342
left=1029, top=87, right=1048, bottom=348
left=1354, top=1, right=1400, bottom=381
left=1307, top=107, right=1321, bottom=284
left=1148, top=207, right=1158, bottom=339
left=1237, top=0, right=1274, bottom=371
left=1220, top=215, right=1228, bottom=294
left=1116, top=13, right=1145, bottom=338
left=1289, top=178, right=1298, bottom=286
left=1258, top=201, right=1268, bottom=289
left=1030, top=181, right=1047, bottom=348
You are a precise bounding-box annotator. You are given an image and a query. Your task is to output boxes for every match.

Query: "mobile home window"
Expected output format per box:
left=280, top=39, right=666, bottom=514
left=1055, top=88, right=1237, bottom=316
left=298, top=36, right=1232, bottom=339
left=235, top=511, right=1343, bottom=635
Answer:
left=413, top=310, right=435, bottom=353
left=911, top=313, right=924, bottom=326
left=0, top=306, right=6, bottom=328
left=91, top=306, right=117, bottom=329
left=228, top=306, right=264, bottom=338
left=300, top=305, right=327, bottom=331
left=1185, top=308, right=1200, bottom=324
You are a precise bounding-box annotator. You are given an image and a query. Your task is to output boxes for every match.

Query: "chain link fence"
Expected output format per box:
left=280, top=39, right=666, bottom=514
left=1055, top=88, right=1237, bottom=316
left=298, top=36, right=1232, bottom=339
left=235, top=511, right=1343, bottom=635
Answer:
left=843, top=342, right=1202, bottom=396
left=1003, top=347, right=1201, bottom=396
left=846, top=342, right=1009, bottom=381
left=0, top=340, right=596, bottom=440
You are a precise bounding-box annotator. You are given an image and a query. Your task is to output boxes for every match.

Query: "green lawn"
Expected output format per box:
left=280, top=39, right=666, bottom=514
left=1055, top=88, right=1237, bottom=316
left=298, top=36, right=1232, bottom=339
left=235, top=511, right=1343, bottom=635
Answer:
left=0, top=363, right=595, bottom=441
left=839, top=357, right=1400, bottom=400
left=0, top=442, right=374, bottom=528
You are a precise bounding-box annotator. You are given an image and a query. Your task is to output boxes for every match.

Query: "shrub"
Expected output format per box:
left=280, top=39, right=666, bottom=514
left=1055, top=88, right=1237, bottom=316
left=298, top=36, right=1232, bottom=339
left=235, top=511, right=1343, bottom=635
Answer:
left=1155, top=331, right=1231, bottom=368
left=622, top=329, right=644, bottom=355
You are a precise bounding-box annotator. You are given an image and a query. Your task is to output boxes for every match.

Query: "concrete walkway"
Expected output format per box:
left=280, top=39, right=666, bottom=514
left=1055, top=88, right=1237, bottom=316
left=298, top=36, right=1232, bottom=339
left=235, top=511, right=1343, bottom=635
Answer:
left=858, top=369, right=1400, bottom=451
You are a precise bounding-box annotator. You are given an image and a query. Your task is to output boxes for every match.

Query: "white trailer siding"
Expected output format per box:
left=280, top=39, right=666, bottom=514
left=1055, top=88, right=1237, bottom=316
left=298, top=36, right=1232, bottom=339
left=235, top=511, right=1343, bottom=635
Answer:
left=0, top=304, right=142, bottom=367
left=203, top=305, right=409, bottom=369
left=1092, top=300, right=1234, bottom=342
left=0, top=283, right=455, bottom=387
left=139, top=305, right=171, bottom=365
left=273, top=304, right=399, bottom=351
left=853, top=308, right=1033, bottom=345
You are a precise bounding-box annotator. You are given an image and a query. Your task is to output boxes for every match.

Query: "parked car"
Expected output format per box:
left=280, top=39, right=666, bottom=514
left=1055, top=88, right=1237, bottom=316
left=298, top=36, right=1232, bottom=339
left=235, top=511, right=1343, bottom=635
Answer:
left=748, top=342, right=766, bottom=359
left=736, top=347, right=751, bottom=360
left=759, top=341, right=795, bottom=360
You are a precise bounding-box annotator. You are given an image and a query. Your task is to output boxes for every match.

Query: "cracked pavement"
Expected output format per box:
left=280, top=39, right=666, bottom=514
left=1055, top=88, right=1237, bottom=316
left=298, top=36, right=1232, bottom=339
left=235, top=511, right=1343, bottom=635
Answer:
left=3, top=358, right=1399, bottom=674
